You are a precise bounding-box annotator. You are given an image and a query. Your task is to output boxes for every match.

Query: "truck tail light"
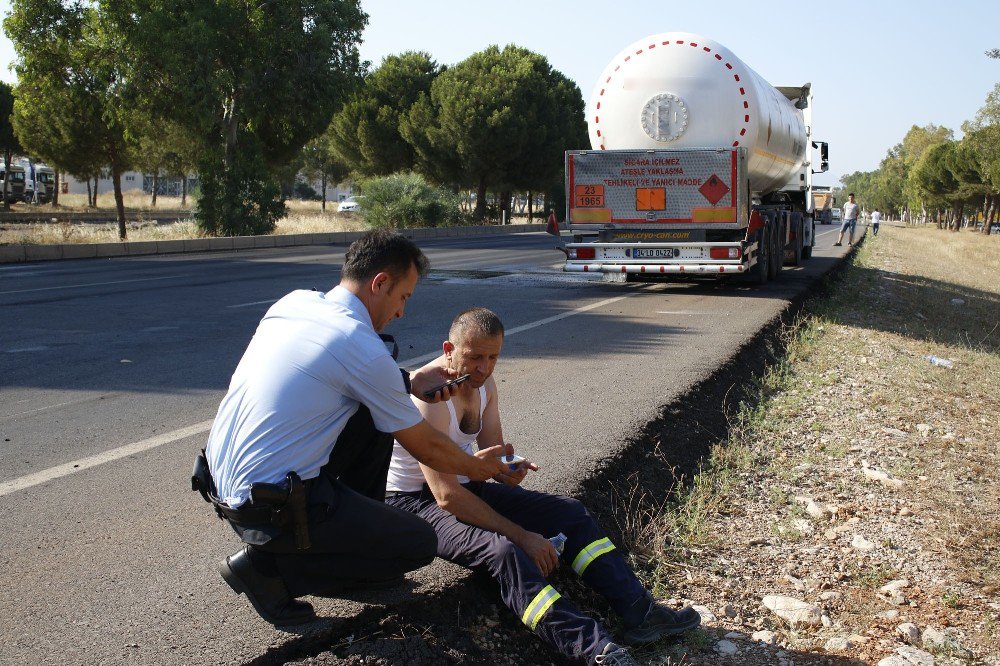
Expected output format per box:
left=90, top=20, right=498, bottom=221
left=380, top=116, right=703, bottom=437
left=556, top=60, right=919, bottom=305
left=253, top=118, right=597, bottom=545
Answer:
left=570, top=247, right=596, bottom=260
left=710, top=247, right=741, bottom=260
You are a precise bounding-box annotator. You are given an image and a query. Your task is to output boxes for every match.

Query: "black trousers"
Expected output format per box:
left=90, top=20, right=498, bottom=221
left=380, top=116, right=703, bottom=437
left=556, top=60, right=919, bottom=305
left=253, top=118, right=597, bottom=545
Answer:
left=231, top=406, right=438, bottom=598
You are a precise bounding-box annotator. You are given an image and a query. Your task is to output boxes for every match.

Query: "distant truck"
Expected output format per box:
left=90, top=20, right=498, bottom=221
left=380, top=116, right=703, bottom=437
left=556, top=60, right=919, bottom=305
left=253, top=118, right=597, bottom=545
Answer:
left=16, top=157, right=56, bottom=204
left=1, top=162, right=27, bottom=205
left=812, top=186, right=834, bottom=224
left=562, top=32, right=829, bottom=283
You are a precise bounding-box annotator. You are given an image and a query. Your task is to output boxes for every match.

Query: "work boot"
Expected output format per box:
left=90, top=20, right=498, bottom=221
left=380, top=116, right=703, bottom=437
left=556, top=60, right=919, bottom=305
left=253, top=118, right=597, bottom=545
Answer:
left=622, top=601, right=701, bottom=645
left=219, top=547, right=316, bottom=626
left=594, top=641, right=639, bottom=665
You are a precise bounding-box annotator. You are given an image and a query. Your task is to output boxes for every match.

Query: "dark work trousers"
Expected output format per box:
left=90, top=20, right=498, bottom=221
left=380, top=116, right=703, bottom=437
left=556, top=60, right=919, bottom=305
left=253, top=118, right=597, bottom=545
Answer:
left=231, top=406, right=437, bottom=598
left=386, top=481, right=650, bottom=664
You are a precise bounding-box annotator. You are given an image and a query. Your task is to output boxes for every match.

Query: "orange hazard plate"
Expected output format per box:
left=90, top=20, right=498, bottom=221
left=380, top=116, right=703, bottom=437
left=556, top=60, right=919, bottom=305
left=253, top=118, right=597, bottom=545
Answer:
left=636, top=188, right=665, bottom=211
left=575, top=185, right=605, bottom=207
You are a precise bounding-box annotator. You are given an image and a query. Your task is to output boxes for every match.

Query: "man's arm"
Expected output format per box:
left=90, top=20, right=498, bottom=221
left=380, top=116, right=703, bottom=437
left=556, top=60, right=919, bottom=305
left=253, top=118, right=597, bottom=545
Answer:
left=393, top=419, right=506, bottom=481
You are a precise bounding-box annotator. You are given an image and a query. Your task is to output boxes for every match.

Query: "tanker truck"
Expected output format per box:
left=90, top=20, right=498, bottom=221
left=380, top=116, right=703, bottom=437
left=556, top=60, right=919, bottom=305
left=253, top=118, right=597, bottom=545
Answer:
left=562, top=32, right=829, bottom=283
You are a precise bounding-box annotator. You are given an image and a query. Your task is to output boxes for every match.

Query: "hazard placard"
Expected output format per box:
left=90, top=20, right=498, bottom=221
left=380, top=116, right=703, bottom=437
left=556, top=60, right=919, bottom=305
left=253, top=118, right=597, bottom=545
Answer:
left=699, top=174, right=730, bottom=205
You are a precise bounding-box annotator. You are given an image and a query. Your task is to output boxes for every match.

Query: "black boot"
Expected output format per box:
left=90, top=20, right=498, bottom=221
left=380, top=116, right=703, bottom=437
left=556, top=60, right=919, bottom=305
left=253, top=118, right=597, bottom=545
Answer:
left=219, top=547, right=316, bottom=626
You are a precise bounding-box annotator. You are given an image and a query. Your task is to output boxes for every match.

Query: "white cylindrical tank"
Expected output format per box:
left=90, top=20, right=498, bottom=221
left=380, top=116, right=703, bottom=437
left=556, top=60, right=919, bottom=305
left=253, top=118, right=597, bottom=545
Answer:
left=589, top=32, right=808, bottom=195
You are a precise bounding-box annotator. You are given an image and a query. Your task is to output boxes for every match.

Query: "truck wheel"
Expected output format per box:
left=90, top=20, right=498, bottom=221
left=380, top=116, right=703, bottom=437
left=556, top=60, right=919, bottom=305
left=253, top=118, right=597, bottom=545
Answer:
left=802, top=218, right=815, bottom=259
left=747, top=224, right=769, bottom=284
left=786, top=213, right=803, bottom=266
left=767, top=216, right=781, bottom=280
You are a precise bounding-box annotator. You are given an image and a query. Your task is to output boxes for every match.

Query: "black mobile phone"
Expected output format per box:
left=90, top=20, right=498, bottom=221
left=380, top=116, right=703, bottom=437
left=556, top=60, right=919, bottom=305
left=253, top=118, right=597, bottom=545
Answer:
left=423, top=374, right=471, bottom=398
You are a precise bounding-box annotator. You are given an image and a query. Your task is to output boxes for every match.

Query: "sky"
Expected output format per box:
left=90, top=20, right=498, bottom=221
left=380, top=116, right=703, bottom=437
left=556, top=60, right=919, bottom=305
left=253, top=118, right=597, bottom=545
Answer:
left=2, top=0, right=999, bottom=187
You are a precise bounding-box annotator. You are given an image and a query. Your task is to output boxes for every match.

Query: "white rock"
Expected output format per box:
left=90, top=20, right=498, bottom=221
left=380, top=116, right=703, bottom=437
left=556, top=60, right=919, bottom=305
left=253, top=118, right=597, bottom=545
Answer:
left=692, top=605, right=717, bottom=622
left=762, top=595, right=823, bottom=627
left=897, top=622, right=920, bottom=644
left=714, top=639, right=739, bottom=656
left=899, top=507, right=913, bottom=517
left=806, top=500, right=831, bottom=519
left=921, top=627, right=963, bottom=652
left=751, top=630, right=777, bottom=645
left=852, top=534, right=877, bottom=552
left=723, top=631, right=746, bottom=640
left=950, top=298, right=965, bottom=305
left=880, top=579, right=910, bottom=594
left=820, top=591, right=842, bottom=602
left=916, top=423, right=931, bottom=436
left=877, top=657, right=911, bottom=666
left=896, top=645, right=935, bottom=665
left=863, top=466, right=905, bottom=489
left=821, top=613, right=833, bottom=628
left=880, top=609, right=901, bottom=620
left=825, top=636, right=852, bottom=651
left=792, top=518, right=813, bottom=534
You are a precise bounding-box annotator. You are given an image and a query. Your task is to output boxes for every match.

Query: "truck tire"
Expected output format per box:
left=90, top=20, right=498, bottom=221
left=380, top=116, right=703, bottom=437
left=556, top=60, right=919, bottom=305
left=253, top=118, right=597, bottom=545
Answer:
left=767, top=215, right=781, bottom=280
left=802, top=218, right=815, bottom=259
left=746, top=223, right=769, bottom=284
left=786, top=212, right=803, bottom=266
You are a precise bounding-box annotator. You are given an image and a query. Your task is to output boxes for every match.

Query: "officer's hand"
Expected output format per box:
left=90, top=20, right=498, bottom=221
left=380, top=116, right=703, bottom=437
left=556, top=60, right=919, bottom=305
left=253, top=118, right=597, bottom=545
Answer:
left=469, top=444, right=510, bottom=481
left=516, top=531, right=559, bottom=576
left=410, top=365, right=459, bottom=403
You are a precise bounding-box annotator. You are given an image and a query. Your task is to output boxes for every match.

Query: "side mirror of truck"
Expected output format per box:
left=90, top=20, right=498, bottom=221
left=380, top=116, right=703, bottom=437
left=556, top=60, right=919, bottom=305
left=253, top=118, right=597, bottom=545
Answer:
left=811, top=141, right=829, bottom=174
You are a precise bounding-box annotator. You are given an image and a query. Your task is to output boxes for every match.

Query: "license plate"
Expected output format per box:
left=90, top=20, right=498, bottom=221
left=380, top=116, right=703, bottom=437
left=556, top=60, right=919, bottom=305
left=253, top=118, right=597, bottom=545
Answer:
left=632, top=248, right=677, bottom=259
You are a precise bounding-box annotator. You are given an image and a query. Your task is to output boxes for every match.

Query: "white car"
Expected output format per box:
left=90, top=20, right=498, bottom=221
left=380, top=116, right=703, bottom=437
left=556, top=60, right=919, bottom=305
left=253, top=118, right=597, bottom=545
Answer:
left=337, top=197, right=362, bottom=213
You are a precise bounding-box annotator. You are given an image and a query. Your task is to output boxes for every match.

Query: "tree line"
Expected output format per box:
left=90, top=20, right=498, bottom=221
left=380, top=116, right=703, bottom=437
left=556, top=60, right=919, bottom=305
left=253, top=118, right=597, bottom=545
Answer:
left=840, top=58, right=1000, bottom=235
left=0, top=0, right=587, bottom=240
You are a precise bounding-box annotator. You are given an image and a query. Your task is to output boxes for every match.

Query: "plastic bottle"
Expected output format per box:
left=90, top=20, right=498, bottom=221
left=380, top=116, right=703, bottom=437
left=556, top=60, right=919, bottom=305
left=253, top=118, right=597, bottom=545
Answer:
left=925, top=355, right=954, bottom=369
left=549, top=533, right=567, bottom=556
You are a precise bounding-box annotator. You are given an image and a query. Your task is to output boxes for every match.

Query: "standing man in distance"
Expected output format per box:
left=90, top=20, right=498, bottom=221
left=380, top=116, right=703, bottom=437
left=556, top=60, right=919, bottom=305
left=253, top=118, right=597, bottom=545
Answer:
left=199, top=230, right=509, bottom=626
left=871, top=208, right=882, bottom=237
left=385, top=308, right=701, bottom=666
left=835, top=192, right=860, bottom=246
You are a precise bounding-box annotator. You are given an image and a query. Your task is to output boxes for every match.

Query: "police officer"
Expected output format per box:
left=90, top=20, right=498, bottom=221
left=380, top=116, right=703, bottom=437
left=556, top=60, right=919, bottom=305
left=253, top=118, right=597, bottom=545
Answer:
left=199, top=230, right=509, bottom=625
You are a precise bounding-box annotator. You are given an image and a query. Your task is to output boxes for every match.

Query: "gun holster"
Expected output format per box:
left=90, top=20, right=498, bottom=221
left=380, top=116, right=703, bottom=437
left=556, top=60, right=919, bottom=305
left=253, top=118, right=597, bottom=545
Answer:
left=249, top=472, right=312, bottom=551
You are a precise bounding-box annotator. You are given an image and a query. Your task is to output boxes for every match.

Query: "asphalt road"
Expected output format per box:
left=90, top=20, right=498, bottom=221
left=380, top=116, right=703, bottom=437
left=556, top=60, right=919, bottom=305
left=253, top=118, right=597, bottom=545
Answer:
left=0, top=224, right=856, bottom=664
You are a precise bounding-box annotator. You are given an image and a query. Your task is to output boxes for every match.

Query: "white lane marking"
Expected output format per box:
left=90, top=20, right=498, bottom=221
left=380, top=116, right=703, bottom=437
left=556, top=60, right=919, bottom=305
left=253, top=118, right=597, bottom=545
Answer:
left=655, top=311, right=721, bottom=315
left=0, top=420, right=215, bottom=498
left=227, top=299, right=278, bottom=309
left=0, top=274, right=186, bottom=296
left=140, top=326, right=179, bottom=332
left=6, top=346, right=50, bottom=353
left=816, top=228, right=838, bottom=238
left=2, top=395, right=112, bottom=420
left=3, top=291, right=644, bottom=495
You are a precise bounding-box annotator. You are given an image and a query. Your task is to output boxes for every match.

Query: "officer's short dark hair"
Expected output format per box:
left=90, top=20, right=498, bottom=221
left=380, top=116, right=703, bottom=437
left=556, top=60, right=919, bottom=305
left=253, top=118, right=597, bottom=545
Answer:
left=450, top=307, right=504, bottom=343
left=342, top=230, right=429, bottom=282
left=848, top=192, right=855, bottom=197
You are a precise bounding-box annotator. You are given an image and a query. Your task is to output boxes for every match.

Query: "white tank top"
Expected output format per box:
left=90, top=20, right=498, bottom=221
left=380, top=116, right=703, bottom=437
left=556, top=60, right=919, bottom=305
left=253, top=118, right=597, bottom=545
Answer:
left=386, top=386, right=488, bottom=493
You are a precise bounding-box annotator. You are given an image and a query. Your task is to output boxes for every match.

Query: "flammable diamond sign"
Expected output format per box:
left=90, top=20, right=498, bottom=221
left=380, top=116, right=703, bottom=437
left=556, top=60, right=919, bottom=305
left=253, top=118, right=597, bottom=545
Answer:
left=699, top=174, right=730, bottom=205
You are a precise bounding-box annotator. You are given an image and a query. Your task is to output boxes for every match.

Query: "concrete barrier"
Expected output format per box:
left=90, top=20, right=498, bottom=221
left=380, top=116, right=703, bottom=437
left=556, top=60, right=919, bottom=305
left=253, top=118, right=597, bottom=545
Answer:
left=0, top=223, right=549, bottom=264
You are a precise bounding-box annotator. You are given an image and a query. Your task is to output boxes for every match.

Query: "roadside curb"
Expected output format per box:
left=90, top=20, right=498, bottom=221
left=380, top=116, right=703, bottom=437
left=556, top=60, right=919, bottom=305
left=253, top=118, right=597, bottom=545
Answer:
left=0, top=223, right=549, bottom=264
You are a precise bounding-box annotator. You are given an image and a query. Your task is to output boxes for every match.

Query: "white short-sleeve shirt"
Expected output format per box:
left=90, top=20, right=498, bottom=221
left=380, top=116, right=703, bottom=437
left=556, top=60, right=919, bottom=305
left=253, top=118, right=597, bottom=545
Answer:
left=206, top=286, right=422, bottom=506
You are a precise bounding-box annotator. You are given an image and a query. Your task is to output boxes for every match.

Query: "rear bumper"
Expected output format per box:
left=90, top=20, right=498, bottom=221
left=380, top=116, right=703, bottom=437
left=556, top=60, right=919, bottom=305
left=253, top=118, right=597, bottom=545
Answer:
left=564, top=263, right=746, bottom=274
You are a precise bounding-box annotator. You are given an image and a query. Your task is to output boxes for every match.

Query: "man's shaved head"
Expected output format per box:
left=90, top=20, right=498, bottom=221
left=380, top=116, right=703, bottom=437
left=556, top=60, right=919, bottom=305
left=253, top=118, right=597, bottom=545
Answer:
left=449, top=307, right=504, bottom=344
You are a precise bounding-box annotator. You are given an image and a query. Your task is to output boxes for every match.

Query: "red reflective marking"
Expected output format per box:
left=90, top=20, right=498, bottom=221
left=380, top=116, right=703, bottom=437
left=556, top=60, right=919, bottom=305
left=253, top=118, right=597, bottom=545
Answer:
left=719, top=266, right=725, bottom=273
left=659, top=266, right=665, bottom=273
left=621, top=266, right=627, bottom=273
left=614, top=65, right=620, bottom=71
left=641, top=266, right=646, bottom=273
left=583, top=266, right=589, bottom=272
left=680, top=266, right=685, bottom=272
left=744, top=115, right=749, bottom=122
left=726, top=63, right=733, bottom=69
left=734, top=74, right=740, bottom=82
left=624, top=55, right=631, bottom=61
left=740, top=128, right=746, bottom=136
left=636, top=49, right=643, bottom=55
left=649, top=43, right=656, bottom=49
left=596, top=129, right=601, bottom=137
left=703, top=46, right=711, bottom=52
left=597, top=102, right=601, bottom=109
left=739, top=87, right=745, bottom=95
left=595, top=116, right=600, bottom=123
left=715, top=54, right=722, bottom=60
left=733, top=141, right=740, bottom=147
left=690, top=42, right=698, bottom=47
left=662, top=41, right=670, bottom=45
left=744, top=101, right=749, bottom=108
left=677, top=40, right=685, bottom=44
left=605, top=76, right=611, bottom=83
left=600, top=89, right=605, bottom=95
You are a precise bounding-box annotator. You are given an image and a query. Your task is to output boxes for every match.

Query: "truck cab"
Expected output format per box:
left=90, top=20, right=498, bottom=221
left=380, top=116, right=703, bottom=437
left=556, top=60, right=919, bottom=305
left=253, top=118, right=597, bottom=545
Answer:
left=1, top=163, right=27, bottom=205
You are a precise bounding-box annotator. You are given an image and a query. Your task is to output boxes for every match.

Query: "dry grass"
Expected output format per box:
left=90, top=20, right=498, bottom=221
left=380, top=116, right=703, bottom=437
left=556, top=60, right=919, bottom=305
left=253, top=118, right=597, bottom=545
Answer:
left=629, top=223, right=999, bottom=663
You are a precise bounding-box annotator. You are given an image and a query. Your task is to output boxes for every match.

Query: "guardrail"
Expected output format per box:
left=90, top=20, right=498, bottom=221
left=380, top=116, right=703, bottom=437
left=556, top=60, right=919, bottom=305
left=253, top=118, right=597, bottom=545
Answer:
left=0, top=223, right=550, bottom=264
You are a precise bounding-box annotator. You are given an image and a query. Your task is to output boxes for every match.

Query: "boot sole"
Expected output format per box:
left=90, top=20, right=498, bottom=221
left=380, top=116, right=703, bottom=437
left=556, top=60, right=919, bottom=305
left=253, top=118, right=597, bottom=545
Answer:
left=219, top=558, right=316, bottom=626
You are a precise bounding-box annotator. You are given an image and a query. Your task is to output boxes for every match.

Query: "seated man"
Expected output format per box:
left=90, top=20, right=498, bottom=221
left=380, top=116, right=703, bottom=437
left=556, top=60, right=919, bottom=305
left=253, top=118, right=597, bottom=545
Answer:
left=385, top=307, right=701, bottom=666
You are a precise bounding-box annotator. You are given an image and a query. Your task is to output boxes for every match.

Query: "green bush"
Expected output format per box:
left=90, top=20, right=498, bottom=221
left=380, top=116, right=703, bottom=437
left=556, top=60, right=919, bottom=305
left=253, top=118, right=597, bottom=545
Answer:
left=357, top=172, right=467, bottom=229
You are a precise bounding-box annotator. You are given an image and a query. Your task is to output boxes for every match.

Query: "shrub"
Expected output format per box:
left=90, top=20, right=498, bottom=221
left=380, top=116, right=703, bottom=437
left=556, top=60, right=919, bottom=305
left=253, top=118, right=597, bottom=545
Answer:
left=357, top=172, right=467, bottom=229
